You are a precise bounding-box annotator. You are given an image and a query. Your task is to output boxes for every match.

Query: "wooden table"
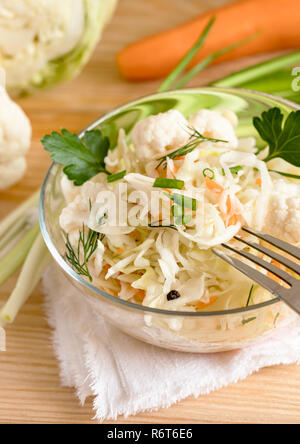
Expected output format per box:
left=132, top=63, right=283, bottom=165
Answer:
left=0, top=0, right=299, bottom=424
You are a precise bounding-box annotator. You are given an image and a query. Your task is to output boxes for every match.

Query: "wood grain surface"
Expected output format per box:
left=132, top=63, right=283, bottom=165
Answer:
left=0, top=0, right=299, bottom=424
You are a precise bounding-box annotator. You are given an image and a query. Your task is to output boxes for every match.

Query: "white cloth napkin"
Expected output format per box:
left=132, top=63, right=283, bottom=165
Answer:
left=42, top=263, right=300, bottom=422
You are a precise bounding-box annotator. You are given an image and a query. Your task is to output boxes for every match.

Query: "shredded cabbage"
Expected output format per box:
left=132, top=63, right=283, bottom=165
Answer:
left=59, top=108, right=300, bottom=314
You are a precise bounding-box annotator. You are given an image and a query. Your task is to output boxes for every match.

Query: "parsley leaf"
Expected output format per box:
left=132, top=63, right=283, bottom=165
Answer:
left=253, top=108, right=300, bottom=166
left=41, top=129, right=110, bottom=186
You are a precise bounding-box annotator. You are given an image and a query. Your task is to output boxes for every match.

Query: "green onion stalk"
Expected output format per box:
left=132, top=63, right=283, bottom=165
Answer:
left=211, top=51, right=300, bottom=105
left=1, top=17, right=299, bottom=327
left=0, top=191, right=51, bottom=327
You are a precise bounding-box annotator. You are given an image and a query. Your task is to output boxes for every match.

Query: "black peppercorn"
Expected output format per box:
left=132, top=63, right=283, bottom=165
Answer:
left=167, top=290, right=181, bottom=301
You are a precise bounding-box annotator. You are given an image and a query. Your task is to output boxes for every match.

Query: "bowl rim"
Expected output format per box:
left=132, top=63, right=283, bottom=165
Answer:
left=39, top=86, right=299, bottom=318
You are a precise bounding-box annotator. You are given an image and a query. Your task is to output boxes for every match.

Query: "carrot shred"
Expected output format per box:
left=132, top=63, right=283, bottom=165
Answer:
left=256, top=178, right=262, bottom=187
left=226, top=195, right=232, bottom=214
left=196, top=296, right=218, bottom=310
left=117, top=248, right=125, bottom=255
left=134, top=290, right=146, bottom=303
left=227, top=215, right=238, bottom=226
left=205, top=176, right=224, bottom=193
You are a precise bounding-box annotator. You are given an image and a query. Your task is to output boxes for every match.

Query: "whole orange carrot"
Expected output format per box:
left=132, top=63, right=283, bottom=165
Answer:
left=117, top=0, right=300, bottom=81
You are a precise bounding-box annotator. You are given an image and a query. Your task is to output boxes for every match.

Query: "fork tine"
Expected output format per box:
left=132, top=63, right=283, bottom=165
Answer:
left=212, top=248, right=283, bottom=296
left=221, top=243, right=294, bottom=285
left=234, top=235, right=300, bottom=276
left=242, top=227, right=300, bottom=260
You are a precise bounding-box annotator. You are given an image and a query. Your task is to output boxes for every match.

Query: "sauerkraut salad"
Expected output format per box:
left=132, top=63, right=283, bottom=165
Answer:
left=54, top=108, right=300, bottom=313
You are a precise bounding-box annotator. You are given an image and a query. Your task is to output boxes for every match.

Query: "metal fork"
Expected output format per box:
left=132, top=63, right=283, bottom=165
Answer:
left=212, top=227, right=300, bottom=315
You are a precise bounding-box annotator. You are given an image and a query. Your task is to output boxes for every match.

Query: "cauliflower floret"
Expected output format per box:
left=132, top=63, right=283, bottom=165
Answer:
left=61, top=174, right=80, bottom=203
left=264, top=179, right=300, bottom=244
left=221, top=109, right=238, bottom=128
left=59, top=181, right=104, bottom=236
left=131, top=110, right=189, bottom=161
left=0, top=85, right=31, bottom=163
left=189, top=109, right=238, bottom=148
left=0, top=156, right=27, bottom=190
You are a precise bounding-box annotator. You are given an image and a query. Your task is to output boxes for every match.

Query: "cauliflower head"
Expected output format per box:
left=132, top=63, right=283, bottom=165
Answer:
left=131, top=110, right=189, bottom=162
left=264, top=179, right=300, bottom=245
left=0, top=0, right=118, bottom=96
left=0, top=156, right=27, bottom=190
left=0, top=84, right=31, bottom=163
left=0, top=81, right=31, bottom=189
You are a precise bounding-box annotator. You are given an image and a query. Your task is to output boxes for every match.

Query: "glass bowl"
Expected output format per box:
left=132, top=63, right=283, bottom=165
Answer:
left=39, top=87, right=298, bottom=353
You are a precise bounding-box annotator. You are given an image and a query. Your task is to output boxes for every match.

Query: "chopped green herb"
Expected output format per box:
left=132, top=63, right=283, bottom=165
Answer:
left=41, top=129, right=110, bottom=186
left=203, top=168, right=215, bottom=179
left=156, top=127, right=228, bottom=169
left=153, top=178, right=185, bottom=190
left=242, top=317, right=257, bottom=325
left=65, top=224, right=101, bottom=282
left=166, top=192, right=198, bottom=211
left=171, top=205, right=192, bottom=225
left=253, top=107, right=300, bottom=166
left=175, top=215, right=193, bottom=226
left=171, top=205, right=183, bottom=217
left=222, top=166, right=243, bottom=176
left=107, top=170, right=127, bottom=183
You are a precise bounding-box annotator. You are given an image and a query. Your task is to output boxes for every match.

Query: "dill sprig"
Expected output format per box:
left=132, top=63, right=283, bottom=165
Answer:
left=65, top=224, right=103, bottom=282
left=156, top=127, right=228, bottom=169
